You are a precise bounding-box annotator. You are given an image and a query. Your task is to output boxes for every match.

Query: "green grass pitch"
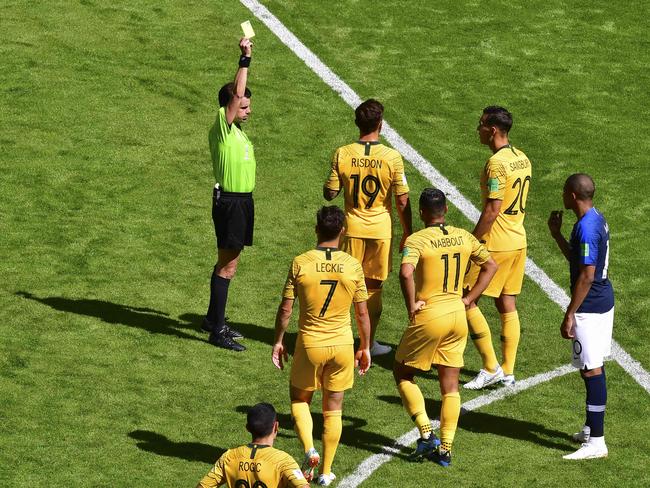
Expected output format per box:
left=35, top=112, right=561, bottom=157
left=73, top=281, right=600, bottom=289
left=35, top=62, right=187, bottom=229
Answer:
left=1, top=1, right=649, bottom=486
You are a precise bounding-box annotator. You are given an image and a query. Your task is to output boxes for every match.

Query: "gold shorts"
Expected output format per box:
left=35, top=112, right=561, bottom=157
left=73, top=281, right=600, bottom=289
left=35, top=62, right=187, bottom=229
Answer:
left=341, top=236, right=391, bottom=282
left=290, top=344, right=355, bottom=392
left=395, top=308, right=468, bottom=370
left=465, top=248, right=526, bottom=297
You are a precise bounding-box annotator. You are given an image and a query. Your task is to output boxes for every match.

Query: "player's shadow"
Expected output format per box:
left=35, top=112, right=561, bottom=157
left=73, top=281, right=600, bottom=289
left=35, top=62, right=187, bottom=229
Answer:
left=129, top=430, right=225, bottom=464
left=378, top=395, right=573, bottom=451
left=235, top=405, right=411, bottom=459
left=180, top=313, right=297, bottom=351
left=16, top=291, right=202, bottom=342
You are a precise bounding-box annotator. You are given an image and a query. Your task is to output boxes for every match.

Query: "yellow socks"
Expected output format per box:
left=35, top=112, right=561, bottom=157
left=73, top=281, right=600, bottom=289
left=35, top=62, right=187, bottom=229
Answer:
left=440, top=392, right=461, bottom=451
left=291, top=402, right=314, bottom=452
left=500, top=311, right=520, bottom=375
left=321, top=410, right=342, bottom=475
left=366, top=288, right=383, bottom=339
left=398, top=380, right=432, bottom=438
left=467, top=307, right=499, bottom=373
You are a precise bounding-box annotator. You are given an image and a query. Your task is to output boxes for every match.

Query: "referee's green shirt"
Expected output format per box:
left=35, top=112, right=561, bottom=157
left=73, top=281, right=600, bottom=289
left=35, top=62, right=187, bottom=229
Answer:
left=209, top=106, right=256, bottom=193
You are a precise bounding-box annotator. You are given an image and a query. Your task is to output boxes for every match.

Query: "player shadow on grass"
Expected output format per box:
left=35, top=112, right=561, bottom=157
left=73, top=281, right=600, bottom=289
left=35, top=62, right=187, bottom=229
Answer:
left=128, top=430, right=225, bottom=464
left=16, top=291, right=203, bottom=343
left=378, top=395, right=574, bottom=451
left=235, top=405, right=412, bottom=459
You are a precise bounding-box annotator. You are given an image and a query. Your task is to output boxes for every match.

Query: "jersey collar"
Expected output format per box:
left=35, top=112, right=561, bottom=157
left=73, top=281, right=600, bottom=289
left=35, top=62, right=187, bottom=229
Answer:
left=426, top=222, right=449, bottom=235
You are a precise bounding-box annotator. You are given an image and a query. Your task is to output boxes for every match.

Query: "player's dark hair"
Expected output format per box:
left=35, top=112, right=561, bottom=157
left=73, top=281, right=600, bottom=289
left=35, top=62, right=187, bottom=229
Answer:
left=419, top=188, right=447, bottom=217
left=355, top=99, right=384, bottom=135
left=246, top=403, right=277, bottom=439
left=565, top=173, right=595, bottom=201
left=316, top=206, right=346, bottom=241
left=218, top=82, right=252, bottom=107
left=482, top=106, right=513, bottom=133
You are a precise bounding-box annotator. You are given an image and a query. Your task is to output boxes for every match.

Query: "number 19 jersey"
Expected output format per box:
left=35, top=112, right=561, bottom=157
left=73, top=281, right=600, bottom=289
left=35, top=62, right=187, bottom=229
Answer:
left=480, top=146, right=532, bottom=251
left=282, top=248, right=368, bottom=348
left=402, top=224, right=490, bottom=319
left=325, top=141, right=409, bottom=239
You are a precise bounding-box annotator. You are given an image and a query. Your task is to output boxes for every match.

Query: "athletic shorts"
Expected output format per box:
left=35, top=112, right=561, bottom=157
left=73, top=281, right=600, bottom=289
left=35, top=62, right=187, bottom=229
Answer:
left=465, top=248, right=526, bottom=297
left=572, top=307, right=614, bottom=370
left=212, top=186, right=254, bottom=250
left=395, top=308, right=468, bottom=370
left=341, top=236, right=391, bottom=282
left=290, top=344, right=355, bottom=392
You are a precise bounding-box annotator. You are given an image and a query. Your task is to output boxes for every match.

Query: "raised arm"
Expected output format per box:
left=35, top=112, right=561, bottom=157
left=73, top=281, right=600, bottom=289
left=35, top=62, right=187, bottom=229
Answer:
left=225, top=38, right=253, bottom=125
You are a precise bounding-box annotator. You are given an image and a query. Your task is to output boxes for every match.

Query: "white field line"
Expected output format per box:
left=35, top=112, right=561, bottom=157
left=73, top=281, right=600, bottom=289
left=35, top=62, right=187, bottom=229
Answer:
left=239, top=0, right=650, bottom=396
left=337, top=364, right=575, bottom=488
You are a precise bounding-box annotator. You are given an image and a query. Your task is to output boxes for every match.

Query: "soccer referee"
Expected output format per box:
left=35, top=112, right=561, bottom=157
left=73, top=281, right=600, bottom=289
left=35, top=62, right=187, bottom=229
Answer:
left=203, top=38, right=256, bottom=352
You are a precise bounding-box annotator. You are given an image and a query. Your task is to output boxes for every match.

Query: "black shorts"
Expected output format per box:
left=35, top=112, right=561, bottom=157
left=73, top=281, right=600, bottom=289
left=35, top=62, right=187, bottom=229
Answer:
left=212, top=187, right=254, bottom=250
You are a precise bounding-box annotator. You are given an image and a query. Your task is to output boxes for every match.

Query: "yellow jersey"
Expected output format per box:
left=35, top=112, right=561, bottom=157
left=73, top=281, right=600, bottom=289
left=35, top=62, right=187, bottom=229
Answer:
left=199, top=443, right=307, bottom=488
left=282, top=247, right=368, bottom=348
left=402, top=224, right=490, bottom=318
left=325, top=141, right=409, bottom=239
left=479, top=145, right=532, bottom=251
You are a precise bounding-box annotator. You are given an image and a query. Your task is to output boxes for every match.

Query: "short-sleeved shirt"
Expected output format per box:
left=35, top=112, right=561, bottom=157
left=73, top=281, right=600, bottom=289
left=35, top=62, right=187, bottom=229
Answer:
left=325, top=141, right=409, bottom=239
left=402, top=224, right=490, bottom=319
left=569, top=207, right=614, bottom=314
left=282, top=247, right=368, bottom=348
left=209, top=106, right=256, bottom=193
left=199, top=443, right=306, bottom=488
left=479, top=145, right=531, bottom=251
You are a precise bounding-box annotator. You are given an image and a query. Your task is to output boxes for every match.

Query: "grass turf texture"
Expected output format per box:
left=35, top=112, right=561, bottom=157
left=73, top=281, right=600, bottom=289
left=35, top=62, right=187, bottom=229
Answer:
left=1, top=0, right=648, bottom=486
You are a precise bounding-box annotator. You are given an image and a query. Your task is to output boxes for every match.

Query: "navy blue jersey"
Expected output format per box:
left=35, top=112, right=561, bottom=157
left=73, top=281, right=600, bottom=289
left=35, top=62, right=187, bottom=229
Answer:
left=569, top=207, right=614, bottom=313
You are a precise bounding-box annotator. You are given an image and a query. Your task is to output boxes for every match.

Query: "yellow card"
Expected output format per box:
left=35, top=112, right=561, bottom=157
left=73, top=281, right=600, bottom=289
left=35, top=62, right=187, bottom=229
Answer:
left=241, top=20, right=255, bottom=39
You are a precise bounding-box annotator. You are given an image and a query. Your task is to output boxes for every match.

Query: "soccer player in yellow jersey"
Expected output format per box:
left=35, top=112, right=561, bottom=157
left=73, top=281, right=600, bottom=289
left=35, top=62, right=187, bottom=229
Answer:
left=324, top=99, right=412, bottom=356
left=272, top=206, right=371, bottom=486
left=394, top=189, right=497, bottom=466
left=463, top=106, right=532, bottom=390
left=197, top=403, right=309, bottom=488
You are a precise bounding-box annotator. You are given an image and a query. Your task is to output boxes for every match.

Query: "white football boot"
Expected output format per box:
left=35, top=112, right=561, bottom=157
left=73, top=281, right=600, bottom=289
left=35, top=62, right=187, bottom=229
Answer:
left=316, top=472, right=336, bottom=486
left=464, top=366, right=504, bottom=390
left=370, top=340, right=392, bottom=356
left=563, top=437, right=607, bottom=460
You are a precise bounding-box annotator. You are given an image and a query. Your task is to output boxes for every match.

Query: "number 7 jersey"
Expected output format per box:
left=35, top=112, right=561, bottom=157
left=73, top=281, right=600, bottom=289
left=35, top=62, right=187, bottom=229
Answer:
left=325, top=141, right=409, bottom=239
left=282, top=248, right=368, bottom=348
left=480, top=145, right=532, bottom=251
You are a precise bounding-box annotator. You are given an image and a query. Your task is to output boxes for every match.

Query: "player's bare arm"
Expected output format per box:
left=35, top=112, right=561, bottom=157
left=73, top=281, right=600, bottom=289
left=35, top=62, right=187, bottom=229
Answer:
left=548, top=210, right=571, bottom=260
left=399, top=263, right=425, bottom=321
left=272, top=297, right=294, bottom=369
left=395, top=193, right=412, bottom=251
left=323, top=186, right=339, bottom=201
left=462, top=257, right=498, bottom=306
left=472, top=198, right=501, bottom=240
left=561, top=264, right=596, bottom=339
left=226, top=38, right=253, bottom=125
left=353, top=301, right=372, bottom=374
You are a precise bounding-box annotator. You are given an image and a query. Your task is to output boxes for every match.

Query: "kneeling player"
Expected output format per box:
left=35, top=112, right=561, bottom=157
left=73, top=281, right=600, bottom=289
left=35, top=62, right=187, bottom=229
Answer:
left=394, top=189, right=497, bottom=466
left=272, top=206, right=371, bottom=486
left=196, top=403, right=309, bottom=488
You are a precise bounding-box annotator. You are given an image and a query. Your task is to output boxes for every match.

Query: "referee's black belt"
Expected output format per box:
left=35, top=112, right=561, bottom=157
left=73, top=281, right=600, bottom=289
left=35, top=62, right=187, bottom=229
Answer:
left=213, top=187, right=252, bottom=198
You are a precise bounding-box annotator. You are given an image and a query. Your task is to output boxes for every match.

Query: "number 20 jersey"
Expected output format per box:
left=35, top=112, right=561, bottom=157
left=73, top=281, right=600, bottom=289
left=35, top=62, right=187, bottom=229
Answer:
left=325, top=141, right=410, bottom=239
left=282, top=248, right=368, bottom=348
left=480, top=146, right=532, bottom=251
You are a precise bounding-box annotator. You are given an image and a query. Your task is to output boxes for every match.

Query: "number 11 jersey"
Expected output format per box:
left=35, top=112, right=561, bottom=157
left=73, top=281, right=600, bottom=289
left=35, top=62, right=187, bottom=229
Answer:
left=325, top=141, right=409, bottom=239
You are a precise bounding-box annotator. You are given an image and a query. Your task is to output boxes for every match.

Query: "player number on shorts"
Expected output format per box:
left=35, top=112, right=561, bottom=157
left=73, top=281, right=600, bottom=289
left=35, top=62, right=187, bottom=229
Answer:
left=235, top=481, right=268, bottom=488
left=440, top=253, right=461, bottom=292
left=319, top=280, right=338, bottom=317
left=503, top=176, right=531, bottom=215
left=350, top=174, right=381, bottom=209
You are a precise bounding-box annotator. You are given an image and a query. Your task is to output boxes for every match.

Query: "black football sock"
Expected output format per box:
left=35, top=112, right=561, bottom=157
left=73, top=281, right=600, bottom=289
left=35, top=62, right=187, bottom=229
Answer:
left=212, top=274, right=231, bottom=331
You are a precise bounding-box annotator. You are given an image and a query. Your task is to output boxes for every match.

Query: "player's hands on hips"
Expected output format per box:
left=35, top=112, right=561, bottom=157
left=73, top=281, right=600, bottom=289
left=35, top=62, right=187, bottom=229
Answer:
left=355, top=348, right=371, bottom=375
left=239, top=37, right=253, bottom=57
left=548, top=210, right=563, bottom=237
left=560, top=313, right=575, bottom=339
left=272, top=342, right=288, bottom=370
left=409, top=300, right=425, bottom=322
